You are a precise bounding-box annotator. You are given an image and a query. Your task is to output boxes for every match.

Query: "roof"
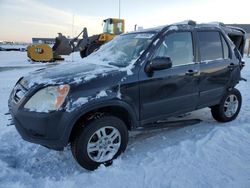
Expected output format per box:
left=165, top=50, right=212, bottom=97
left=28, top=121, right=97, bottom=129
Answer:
left=128, top=21, right=246, bottom=37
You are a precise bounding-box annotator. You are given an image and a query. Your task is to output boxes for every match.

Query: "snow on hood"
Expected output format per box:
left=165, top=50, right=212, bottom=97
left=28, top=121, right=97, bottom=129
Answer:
left=22, top=61, right=119, bottom=88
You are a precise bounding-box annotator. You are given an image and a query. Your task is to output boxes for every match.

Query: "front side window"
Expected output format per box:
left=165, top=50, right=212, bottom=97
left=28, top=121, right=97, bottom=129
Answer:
left=198, top=31, right=223, bottom=61
left=154, top=32, right=194, bottom=66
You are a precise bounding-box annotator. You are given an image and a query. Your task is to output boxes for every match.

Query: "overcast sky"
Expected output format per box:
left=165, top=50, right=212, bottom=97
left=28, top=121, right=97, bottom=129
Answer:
left=0, top=0, right=249, bottom=42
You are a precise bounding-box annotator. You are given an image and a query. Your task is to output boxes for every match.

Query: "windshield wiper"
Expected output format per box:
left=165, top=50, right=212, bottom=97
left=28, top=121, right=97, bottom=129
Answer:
left=108, top=62, right=127, bottom=67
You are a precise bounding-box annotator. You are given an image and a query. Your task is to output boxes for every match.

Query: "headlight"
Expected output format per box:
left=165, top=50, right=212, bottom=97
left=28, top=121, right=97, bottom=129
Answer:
left=24, top=85, right=70, bottom=112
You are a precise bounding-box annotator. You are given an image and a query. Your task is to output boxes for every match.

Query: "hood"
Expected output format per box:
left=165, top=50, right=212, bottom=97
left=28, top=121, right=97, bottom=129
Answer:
left=22, top=62, right=119, bottom=88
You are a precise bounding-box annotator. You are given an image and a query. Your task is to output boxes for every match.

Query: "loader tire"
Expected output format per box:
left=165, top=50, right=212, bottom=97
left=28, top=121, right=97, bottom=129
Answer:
left=86, top=43, right=102, bottom=56
left=80, top=49, right=87, bottom=58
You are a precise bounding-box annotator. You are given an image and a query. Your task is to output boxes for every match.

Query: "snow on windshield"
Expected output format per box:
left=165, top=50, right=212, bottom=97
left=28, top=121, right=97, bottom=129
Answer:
left=83, top=33, right=155, bottom=67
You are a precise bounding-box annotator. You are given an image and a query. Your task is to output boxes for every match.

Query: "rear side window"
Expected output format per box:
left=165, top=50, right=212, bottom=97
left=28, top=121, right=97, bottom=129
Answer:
left=198, top=31, right=223, bottom=61
left=154, top=32, right=194, bottom=66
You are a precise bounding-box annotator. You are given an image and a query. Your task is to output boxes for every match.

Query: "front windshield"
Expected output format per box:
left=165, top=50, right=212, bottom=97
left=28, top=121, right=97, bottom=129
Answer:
left=84, top=33, right=156, bottom=67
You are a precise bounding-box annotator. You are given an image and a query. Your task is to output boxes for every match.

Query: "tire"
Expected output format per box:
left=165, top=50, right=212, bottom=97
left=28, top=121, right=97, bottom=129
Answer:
left=71, top=115, right=128, bottom=171
left=211, top=88, right=242, bottom=122
left=80, top=49, right=87, bottom=58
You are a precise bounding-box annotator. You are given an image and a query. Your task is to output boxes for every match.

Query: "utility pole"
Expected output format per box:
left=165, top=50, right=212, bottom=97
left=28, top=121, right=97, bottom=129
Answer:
left=119, top=0, right=120, bottom=18
left=72, top=13, right=75, bottom=62
left=72, top=13, right=75, bottom=39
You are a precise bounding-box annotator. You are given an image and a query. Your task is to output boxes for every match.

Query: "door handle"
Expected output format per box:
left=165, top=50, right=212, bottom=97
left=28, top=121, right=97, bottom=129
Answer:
left=185, top=70, right=199, bottom=76
left=228, top=63, right=238, bottom=70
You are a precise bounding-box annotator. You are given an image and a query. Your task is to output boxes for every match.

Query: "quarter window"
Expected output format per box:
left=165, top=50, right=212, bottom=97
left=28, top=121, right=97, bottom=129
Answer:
left=198, top=31, right=223, bottom=61
left=154, top=32, right=194, bottom=66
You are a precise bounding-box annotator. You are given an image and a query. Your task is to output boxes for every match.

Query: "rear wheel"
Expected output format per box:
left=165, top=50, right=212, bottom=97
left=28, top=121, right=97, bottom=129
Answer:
left=71, top=115, right=128, bottom=171
left=211, top=88, right=242, bottom=122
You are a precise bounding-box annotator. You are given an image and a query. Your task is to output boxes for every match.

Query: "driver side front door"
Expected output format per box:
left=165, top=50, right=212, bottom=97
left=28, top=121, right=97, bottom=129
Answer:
left=139, top=31, right=199, bottom=124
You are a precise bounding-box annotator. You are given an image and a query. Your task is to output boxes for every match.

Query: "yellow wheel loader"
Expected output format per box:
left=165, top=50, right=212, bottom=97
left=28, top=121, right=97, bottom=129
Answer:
left=27, top=18, right=125, bottom=62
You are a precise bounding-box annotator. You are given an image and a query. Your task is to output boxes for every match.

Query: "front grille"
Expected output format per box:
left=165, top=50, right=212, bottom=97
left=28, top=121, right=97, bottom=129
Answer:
left=13, top=81, right=28, bottom=104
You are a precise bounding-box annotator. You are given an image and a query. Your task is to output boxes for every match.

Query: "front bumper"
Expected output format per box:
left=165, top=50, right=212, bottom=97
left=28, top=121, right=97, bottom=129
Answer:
left=10, top=109, right=69, bottom=150
left=8, top=87, right=73, bottom=150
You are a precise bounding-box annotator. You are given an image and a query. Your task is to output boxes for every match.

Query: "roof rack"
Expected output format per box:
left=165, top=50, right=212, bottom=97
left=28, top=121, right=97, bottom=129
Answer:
left=173, top=20, right=196, bottom=26
left=187, top=20, right=196, bottom=26
left=207, top=22, right=226, bottom=27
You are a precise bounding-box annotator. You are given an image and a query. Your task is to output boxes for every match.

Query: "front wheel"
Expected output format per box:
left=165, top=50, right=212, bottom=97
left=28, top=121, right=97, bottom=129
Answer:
left=211, top=88, right=242, bottom=122
left=71, top=116, right=128, bottom=171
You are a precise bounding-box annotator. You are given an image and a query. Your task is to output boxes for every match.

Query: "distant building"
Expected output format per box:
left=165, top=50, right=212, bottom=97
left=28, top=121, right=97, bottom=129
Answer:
left=32, top=38, right=55, bottom=44
left=0, top=41, right=14, bottom=45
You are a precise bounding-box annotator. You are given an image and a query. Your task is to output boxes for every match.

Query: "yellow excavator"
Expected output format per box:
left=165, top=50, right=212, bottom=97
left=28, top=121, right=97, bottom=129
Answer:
left=27, top=18, right=125, bottom=62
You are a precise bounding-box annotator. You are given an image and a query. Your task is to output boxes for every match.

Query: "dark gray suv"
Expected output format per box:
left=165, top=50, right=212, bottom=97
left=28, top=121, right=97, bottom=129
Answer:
left=9, top=21, right=246, bottom=170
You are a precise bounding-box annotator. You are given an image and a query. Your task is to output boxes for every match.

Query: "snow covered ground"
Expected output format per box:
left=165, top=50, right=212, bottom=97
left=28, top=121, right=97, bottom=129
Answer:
left=0, top=51, right=250, bottom=188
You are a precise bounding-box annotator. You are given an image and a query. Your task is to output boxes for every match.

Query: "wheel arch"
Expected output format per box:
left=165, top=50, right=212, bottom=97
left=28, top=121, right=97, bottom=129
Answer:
left=67, top=101, right=138, bottom=144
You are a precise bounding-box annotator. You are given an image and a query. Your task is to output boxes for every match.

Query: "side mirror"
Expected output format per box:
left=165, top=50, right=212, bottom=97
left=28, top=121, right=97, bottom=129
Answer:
left=145, top=57, right=172, bottom=72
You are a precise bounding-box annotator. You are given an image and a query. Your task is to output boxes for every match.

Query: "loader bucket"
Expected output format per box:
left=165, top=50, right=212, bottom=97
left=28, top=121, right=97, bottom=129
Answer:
left=27, top=44, right=53, bottom=62
left=53, top=36, right=72, bottom=56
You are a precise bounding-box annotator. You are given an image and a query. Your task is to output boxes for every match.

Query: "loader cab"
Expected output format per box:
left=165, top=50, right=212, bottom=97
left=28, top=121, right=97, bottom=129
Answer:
left=103, top=18, right=125, bottom=35
left=99, top=18, right=125, bottom=43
